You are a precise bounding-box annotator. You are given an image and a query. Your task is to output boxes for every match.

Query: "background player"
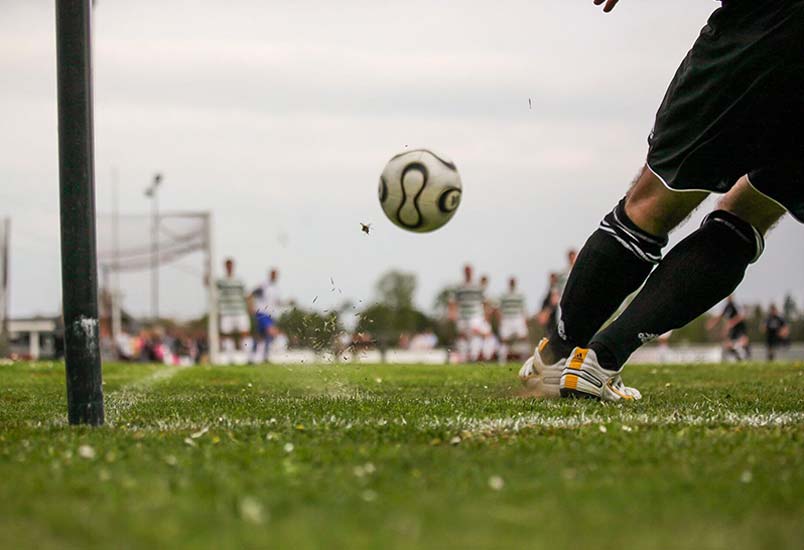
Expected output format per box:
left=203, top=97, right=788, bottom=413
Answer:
left=536, top=272, right=560, bottom=329
left=498, top=276, right=529, bottom=364
left=707, top=295, right=751, bottom=362
left=216, top=258, right=251, bottom=364
left=250, top=267, right=283, bottom=363
left=447, top=264, right=486, bottom=362
left=762, top=303, right=789, bottom=361
left=555, top=249, right=577, bottom=294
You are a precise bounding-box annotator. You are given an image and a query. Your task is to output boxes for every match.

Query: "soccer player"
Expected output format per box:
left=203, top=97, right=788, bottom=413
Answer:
left=250, top=268, right=283, bottom=363
left=216, top=258, right=251, bottom=364
left=447, top=265, right=486, bottom=362
left=555, top=249, right=577, bottom=295
left=498, top=277, right=529, bottom=364
left=521, top=0, right=803, bottom=400
left=707, top=295, right=751, bottom=362
left=762, top=304, right=789, bottom=361
left=536, top=272, right=560, bottom=329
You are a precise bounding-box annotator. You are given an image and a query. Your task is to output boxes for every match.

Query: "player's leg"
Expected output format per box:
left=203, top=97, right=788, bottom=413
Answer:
left=586, top=177, right=785, bottom=374
left=234, top=314, right=252, bottom=365
left=542, top=166, right=706, bottom=365
left=454, top=321, right=469, bottom=363
left=739, top=334, right=752, bottom=361
left=219, top=315, right=235, bottom=365
left=520, top=168, right=704, bottom=396
left=498, top=328, right=510, bottom=364
left=252, top=314, right=271, bottom=364
left=469, top=329, right=483, bottom=362
left=482, top=332, right=498, bottom=363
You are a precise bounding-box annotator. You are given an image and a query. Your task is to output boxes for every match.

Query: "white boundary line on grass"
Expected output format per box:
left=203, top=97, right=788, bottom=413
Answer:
left=105, top=365, right=190, bottom=426
left=114, top=409, right=804, bottom=434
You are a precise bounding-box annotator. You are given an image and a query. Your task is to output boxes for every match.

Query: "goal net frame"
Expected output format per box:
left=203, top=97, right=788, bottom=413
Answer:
left=96, top=211, right=219, bottom=364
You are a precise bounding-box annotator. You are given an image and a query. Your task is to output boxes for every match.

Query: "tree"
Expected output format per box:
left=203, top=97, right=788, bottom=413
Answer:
left=783, top=293, right=799, bottom=321
left=376, top=271, right=417, bottom=310
left=433, top=285, right=455, bottom=314
left=355, top=270, right=436, bottom=347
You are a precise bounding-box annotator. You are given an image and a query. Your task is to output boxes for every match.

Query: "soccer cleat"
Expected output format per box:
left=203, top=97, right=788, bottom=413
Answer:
left=518, top=338, right=565, bottom=398
left=559, top=347, right=642, bottom=401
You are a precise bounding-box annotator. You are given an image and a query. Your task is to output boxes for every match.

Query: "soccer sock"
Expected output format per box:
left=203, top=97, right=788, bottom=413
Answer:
left=545, top=199, right=668, bottom=362
left=590, top=210, right=764, bottom=370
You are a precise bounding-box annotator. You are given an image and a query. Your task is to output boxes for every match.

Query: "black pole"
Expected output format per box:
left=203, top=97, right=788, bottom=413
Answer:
left=56, top=0, right=104, bottom=425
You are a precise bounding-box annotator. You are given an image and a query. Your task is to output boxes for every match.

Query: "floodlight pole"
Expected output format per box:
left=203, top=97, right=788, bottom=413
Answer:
left=56, top=0, right=104, bottom=425
left=145, top=173, right=163, bottom=322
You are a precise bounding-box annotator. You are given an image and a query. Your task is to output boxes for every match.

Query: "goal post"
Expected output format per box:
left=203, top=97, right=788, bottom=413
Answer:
left=56, top=0, right=104, bottom=426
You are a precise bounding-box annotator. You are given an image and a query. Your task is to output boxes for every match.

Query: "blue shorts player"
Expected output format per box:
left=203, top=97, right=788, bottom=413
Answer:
left=250, top=268, right=284, bottom=363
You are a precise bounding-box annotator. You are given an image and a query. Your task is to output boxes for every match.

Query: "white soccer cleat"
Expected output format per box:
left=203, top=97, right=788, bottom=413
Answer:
left=518, top=339, right=565, bottom=398
left=559, top=347, right=642, bottom=401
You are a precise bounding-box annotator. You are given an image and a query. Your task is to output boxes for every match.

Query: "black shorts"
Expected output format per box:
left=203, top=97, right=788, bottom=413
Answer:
left=647, top=0, right=804, bottom=222
left=728, top=325, right=748, bottom=341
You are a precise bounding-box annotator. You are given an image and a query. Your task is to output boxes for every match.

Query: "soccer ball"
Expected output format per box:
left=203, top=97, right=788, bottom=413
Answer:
left=378, top=149, right=462, bottom=233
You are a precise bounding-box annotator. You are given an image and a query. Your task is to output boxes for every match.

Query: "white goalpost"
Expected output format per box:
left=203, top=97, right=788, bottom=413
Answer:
left=95, top=211, right=219, bottom=364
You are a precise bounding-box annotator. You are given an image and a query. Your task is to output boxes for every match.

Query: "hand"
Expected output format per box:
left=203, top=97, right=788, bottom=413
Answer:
left=593, top=0, right=620, bottom=12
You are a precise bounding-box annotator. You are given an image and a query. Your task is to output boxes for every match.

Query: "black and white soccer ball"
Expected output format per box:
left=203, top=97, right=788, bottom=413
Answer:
left=378, top=149, right=462, bottom=233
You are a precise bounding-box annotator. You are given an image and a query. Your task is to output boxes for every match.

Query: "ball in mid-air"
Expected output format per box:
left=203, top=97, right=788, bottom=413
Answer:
left=378, top=149, right=462, bottom=233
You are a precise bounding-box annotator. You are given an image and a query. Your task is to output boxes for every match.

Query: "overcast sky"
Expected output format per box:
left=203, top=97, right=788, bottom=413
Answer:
left=2, top=0, right=802, bottom=320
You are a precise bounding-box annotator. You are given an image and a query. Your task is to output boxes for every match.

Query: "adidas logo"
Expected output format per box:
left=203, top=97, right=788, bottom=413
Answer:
left=638, top=332, right=659, bottom=344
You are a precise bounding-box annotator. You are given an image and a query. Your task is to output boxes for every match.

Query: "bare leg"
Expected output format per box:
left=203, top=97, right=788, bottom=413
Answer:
left=625, top=167, right=708, bottom=236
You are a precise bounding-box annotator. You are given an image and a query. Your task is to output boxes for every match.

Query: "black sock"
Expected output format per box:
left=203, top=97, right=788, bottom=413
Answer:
left=546, top=198, right=668, bottom=361
left=591, top=210, right=764, bottom=370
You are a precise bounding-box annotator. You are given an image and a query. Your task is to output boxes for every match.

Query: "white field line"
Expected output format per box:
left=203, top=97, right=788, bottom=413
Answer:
left=105, top=365, right=190, bottom=425
left=113, top=409, right=804, bottom=434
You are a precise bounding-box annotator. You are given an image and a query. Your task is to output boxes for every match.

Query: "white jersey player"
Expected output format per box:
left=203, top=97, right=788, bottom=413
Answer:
left=216, top=258, right=251, bottom=364
left=498, top=276, right=529, bottom=363
left=250, top=268, right=283, bottom=363
left=448, top=264, right=487, bottom=362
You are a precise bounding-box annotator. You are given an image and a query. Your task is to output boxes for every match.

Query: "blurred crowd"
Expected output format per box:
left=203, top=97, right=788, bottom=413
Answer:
left=99, top=253, right=798, bottom=366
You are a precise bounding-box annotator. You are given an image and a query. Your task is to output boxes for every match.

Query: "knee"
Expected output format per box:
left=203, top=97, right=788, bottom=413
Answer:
left=624, top=166, right=707, bottom=236
left=701, top=209, right=764, bottom=264
left=716, top=176, right=786, bottom=234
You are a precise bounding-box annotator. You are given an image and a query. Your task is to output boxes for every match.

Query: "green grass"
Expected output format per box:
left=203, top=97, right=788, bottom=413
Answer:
left=0, top=361, right=802, bottom=550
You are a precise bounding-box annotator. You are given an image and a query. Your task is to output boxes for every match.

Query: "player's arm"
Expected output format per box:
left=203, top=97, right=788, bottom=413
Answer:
left=727, top=310, right=746, bottom=329
left=706, top=311, right=724, bottom=331
left=593, top=0, right=620, bottom=13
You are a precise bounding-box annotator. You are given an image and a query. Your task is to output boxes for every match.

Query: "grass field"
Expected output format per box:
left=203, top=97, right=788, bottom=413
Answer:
left=0, top=360, right=802, bottom=549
